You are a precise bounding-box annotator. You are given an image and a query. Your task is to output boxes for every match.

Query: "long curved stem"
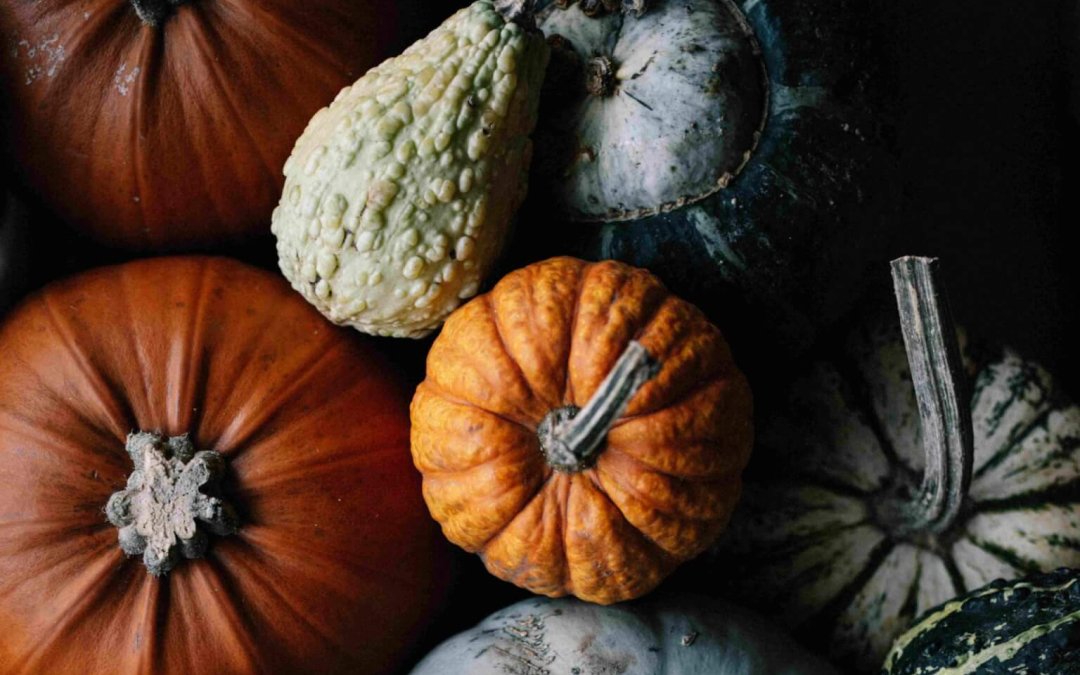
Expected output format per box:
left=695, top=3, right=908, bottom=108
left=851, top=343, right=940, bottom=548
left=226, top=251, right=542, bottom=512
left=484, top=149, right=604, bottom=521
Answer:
left=538, top=341, right=660, bottom=472
left=888, top=256, right=973, bottom=534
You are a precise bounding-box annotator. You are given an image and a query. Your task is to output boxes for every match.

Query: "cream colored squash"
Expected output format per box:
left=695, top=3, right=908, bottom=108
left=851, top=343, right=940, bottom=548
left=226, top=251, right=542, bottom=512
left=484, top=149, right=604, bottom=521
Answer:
left=273, top=1, right=549, bottom=337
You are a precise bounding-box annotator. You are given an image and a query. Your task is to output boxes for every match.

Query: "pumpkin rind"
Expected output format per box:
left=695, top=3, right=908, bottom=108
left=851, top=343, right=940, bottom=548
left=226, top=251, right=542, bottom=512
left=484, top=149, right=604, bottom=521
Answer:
left=412, top=593, right=837, bottom=674
left=273, top=0, right=550, bottom=338
left=883, top=568, right=1080, bottom=674
left=714, top=312, right=1080, bottom=672
left=0, top=257, right=453, bottom=674
left=0, top=0, right=442, bottom=250
left=411, top=256, right=753, bottom=604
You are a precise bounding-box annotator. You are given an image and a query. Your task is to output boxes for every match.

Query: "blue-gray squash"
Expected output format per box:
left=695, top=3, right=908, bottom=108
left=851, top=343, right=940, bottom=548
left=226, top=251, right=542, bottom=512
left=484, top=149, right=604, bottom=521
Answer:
left=411, top=594, right=837, bottom=674
left=513, top=0, right=897, bottom=355
left=883, top=568, right=1080, bottom=674
left=713, top=259, right=1080, bottom=672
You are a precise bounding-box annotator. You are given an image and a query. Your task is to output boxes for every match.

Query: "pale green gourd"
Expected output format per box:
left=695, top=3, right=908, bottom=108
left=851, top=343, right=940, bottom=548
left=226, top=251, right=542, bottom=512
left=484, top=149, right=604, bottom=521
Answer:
left=273, top=1, right=549, bottom=337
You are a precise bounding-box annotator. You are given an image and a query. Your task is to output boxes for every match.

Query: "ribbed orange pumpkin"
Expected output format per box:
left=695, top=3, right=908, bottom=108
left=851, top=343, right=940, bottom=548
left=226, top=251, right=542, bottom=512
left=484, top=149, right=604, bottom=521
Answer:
left=411, top=257, right=753, bottom=604
left=0, top=257, right=452, bottom=674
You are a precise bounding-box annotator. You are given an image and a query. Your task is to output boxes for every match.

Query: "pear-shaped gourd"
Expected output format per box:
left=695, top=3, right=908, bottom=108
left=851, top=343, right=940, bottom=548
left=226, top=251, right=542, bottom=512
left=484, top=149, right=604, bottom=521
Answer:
left=273, top=1, right=549, bottom=337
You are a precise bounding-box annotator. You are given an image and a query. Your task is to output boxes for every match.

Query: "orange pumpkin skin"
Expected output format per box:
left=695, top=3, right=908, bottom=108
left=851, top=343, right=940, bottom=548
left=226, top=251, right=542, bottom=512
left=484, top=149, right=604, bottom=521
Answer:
left=0, top=0, right=445, bottom=251
left=0, top=258, right=452, bottom=674
left=411, top=257, right=753, bottom=604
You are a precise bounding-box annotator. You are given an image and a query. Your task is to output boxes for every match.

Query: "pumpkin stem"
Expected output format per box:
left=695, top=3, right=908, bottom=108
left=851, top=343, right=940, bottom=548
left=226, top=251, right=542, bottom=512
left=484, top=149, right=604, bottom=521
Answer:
left=537, top=340, right=660, bottom=472
left=884, top=257, right=973, bottom=535
left=129, top=0, right=187, bottom=27
left=105, top=431, right=239, bottom=576
left=585, top=55, right=618, bottom=97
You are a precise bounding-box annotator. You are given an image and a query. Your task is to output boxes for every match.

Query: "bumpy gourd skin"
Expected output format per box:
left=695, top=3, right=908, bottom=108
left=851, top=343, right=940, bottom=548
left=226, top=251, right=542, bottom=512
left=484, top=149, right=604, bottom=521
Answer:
left=273, top=1, right=549, bottom=337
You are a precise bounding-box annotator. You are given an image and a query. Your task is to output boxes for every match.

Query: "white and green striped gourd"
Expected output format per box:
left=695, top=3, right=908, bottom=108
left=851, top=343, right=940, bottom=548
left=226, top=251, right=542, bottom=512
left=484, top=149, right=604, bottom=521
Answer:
left=714, top=258, right=1080, bottom=672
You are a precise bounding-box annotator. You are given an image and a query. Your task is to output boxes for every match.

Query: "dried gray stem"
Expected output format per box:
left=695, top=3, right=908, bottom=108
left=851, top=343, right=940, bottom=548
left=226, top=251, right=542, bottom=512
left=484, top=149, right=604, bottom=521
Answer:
left=538, top=340, right=660, bottom=472
left=106, top=431, right=238, bottom=576
left=881, top=256, right=973, bottom=535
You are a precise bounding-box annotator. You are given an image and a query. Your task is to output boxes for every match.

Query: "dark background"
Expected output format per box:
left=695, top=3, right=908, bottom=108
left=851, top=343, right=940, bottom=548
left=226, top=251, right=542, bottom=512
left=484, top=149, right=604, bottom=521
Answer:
left=2, top=0, right=1079, bottom=669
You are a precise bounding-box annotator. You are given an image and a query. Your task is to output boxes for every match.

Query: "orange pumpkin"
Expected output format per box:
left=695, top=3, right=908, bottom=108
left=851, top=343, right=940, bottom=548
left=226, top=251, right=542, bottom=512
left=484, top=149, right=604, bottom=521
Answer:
left=411, top=257, right=753, bottom=604
left=0, top=257, right=452, bottom=674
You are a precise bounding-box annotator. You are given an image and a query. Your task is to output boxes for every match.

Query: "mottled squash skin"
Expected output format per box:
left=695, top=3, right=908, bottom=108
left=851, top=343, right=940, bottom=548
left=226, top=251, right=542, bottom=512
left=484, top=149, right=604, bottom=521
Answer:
left=411, top=257, right=753, bottom=604
left=884, top=568, right=1080, bottom=674
left=413, top=594, right=838, bottom=675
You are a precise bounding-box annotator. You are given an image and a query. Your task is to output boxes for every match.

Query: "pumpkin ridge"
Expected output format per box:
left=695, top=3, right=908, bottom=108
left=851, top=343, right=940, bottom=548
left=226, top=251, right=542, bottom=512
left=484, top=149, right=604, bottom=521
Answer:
left=611, top=371, right=722, bottom=428
left=435, top=335, right=545, bottom=427
left=14, top=548, right=131, bottom=674
left=169, top=258, right=213, bottom=433
left=189, top=556, right=269, bottom=672
left=128, top=30, right=160, bottom=246
left=593, top=458, right=737, bottom=524
left=479, top=470, right=556, bottom=552
left=217, top=551, right=360, bottom=661
left=181, top=12, right=282, bottom=201
left=133, top=577, right=163, bottom=675
left=582, top=475, right=678, bottom=565
left=562, top=259, right=592, bottom=405
left=40, top=293, right=132, bottom=437
left=485, top=293, right=548, bottom=411
left=118, top=259, right=179, bottom=425
left=210, top=333, right=350, bottom=454
left=600, top=442, right=736, bottom=482
left=418, top=380, right=537, bottom=431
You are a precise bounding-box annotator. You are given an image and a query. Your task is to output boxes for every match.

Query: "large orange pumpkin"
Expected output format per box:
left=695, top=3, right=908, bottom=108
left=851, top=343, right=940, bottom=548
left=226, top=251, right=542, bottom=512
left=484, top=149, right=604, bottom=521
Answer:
left=0, top=0, right=448, bottom=250
left=0, top=257, right=452, bottom=673
left=411, top=257, right=753, bottom=604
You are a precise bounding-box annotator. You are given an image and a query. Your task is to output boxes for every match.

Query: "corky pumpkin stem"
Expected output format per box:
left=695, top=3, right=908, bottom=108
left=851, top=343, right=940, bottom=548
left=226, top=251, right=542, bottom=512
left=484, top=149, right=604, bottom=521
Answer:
left=129, top=0, right=187, bottom=27
left=105, top=432, right=239, bottom=576
left=538, top=340, right=660, bottom=472
left=884, top=257, right=973, bottom=535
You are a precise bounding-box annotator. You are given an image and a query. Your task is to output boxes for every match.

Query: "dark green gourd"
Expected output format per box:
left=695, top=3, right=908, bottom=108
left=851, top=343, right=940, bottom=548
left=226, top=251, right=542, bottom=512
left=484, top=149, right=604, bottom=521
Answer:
left=883, top=568, right=1080, bottom=674
left=511, top=0, right=897, bottom=356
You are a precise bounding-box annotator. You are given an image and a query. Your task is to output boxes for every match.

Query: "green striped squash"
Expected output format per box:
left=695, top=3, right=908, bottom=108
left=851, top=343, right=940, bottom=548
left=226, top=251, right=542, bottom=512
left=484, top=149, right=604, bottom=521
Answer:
left=714, top=311, right=1080, bottom=672
left=883, top=568, right=1080, bottom=674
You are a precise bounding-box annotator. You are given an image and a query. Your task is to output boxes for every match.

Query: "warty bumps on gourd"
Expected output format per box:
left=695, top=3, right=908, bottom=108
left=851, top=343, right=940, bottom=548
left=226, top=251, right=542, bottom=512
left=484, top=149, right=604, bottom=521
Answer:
left=273, top=1, right=549, bottom=337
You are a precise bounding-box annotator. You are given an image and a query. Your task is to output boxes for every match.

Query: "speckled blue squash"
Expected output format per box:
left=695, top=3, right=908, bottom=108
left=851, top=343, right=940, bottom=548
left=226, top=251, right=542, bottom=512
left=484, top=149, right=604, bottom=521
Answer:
left=513, top=0, right=897, bottom=355
left=412, top=594, right=838, bottom=675
left=883, top=568, right=1080, bottom=674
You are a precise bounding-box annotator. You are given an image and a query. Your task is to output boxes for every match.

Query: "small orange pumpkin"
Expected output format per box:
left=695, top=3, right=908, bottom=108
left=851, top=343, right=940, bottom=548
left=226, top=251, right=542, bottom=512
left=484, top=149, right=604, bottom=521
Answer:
left=411, top=257, right=753, bottom=604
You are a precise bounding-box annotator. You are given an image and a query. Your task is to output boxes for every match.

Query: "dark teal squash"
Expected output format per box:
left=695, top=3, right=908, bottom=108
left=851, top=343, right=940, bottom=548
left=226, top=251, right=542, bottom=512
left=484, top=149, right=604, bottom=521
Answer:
left=883, top=568, right=1080, bottom=674
left=509, top=0, right=898, bottom=356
